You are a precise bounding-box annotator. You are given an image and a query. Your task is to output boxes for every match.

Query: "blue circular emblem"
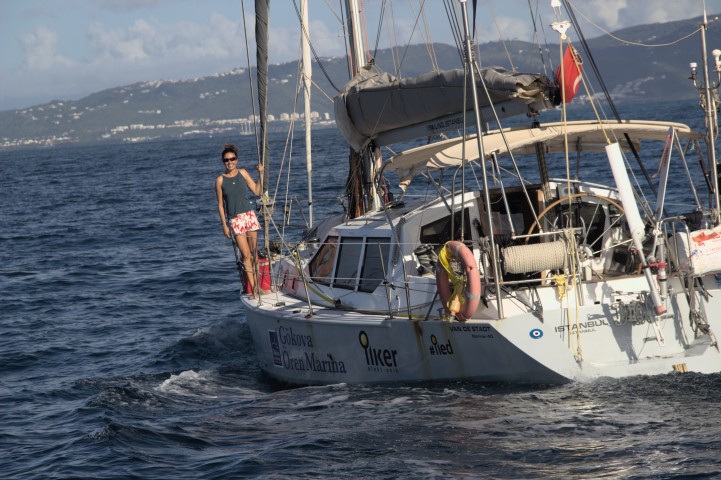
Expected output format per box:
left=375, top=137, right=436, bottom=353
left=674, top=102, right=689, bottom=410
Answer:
left=530, top=328, right=543, bottom=339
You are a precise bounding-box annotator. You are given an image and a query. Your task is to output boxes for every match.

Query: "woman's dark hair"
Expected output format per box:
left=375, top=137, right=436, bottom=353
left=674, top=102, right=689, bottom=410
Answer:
left=221, top=144, right=238, bottom=160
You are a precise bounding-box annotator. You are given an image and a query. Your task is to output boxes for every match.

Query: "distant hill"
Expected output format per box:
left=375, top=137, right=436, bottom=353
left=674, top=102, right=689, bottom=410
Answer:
left=1, top=13, right=718, bottom=149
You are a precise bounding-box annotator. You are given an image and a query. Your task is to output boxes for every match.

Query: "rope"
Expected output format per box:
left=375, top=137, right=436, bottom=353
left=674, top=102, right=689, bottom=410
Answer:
left=558, top=39, right=582, bottom=359
left=554, top=274, right=567, bottom=299
left=438, top=242, right=467, bottom=312
left=502, top=240, right=567, bottom=274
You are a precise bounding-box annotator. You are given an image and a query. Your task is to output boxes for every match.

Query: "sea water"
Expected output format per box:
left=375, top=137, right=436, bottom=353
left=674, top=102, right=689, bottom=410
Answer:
left=2, top=99, right=721, bottom=478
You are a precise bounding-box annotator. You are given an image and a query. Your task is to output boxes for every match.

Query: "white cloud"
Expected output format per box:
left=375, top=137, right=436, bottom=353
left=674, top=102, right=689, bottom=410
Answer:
left=573, top=0, right=705, bottom=30
left=2, top=1, right=711, bottom=111
left=5, top=12, right=255, bottom=109
left=84, top=13, right=255, bottom=67
left=578, top=0, right=628, bottom=29
left=87, top=19, right=158, bottom=62
left=20, top=26, right=75, bottom=70
left=619, top=1, right=705, bottom=26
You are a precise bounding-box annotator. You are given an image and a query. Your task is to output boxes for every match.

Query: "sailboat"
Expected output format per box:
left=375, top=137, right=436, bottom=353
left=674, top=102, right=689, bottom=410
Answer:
left=240, top=0, right=721, bottom=384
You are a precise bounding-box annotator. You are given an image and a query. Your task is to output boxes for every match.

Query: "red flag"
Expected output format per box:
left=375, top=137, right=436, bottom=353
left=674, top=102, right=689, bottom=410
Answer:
left=554, top=47, right=583, bottom=103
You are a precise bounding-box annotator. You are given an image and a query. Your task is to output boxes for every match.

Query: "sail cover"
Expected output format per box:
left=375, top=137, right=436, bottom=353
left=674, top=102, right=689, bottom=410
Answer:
left=334, top=67, right=556, bottom=152
left=255, top=0, right=270, bottom=191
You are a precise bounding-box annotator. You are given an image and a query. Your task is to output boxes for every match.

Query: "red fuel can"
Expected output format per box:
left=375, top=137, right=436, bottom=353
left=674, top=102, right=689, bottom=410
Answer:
left=244, top=256, right=271, bottom=294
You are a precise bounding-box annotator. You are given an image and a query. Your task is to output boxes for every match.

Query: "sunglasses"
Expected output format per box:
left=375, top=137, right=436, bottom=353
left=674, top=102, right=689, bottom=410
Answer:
left=223, top=156, right=238, bottom=163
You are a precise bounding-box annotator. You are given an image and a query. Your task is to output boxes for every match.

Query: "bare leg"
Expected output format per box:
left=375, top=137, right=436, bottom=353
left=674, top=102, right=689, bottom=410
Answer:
left=247, top=230, right=258, bottom=262
left=247, top=230, right=267, bottom=293
left=235, top=233, right=256, bottom=296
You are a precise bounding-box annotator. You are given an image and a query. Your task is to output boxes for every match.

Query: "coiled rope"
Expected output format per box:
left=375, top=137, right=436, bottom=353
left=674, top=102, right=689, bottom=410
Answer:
left=502, top=240, right=567, bottom=274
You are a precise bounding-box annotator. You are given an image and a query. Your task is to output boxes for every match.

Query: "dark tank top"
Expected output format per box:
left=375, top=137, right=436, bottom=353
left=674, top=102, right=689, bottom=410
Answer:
left=222, top=173, right=252, bottom=217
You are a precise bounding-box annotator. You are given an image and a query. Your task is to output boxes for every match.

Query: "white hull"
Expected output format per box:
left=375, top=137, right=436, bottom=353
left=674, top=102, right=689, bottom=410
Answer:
left=235, top=1, right=721, bottom=387
left=244, top=273, right=721, bottom=385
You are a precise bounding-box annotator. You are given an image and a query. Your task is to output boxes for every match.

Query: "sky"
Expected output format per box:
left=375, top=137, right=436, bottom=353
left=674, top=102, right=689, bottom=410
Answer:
left=0, top=0, right=716, bottom=111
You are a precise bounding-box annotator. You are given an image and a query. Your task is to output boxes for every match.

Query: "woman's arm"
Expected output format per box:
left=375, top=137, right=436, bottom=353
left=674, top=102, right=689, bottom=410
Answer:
left=215, top=175, right=231, bottom=238
left=241, top=165, right=264, bottom=196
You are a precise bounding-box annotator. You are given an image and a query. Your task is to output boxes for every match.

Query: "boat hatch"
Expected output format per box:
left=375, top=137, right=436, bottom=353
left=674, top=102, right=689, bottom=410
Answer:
left=420, top=207, right=474, bottom=247
left=309, top=236, right=392, bottom=293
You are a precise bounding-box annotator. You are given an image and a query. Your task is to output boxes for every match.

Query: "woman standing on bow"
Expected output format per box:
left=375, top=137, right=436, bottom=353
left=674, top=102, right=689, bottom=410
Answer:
left=215, top=143, right=264, bottom=296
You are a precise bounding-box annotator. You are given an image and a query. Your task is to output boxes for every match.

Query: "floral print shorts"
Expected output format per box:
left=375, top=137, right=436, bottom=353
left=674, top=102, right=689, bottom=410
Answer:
left=229, top=210, right=260, bottom=236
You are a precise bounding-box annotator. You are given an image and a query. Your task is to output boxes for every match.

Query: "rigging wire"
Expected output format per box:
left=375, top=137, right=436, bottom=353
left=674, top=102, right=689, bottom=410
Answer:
left=360, top=4, right=373, bottom=68
left=555, top=36, right=583, bottom=361
left=372, top=0, right=387, bottom=60
left=387, top=1, right=401, bottom=74
left=527, top=0, right=550, bottom=78
left=371, top=0, right=438, bottom=75
left=322, top=0, right=344, bottom=24
left=273, top=54, right=304, bottom=231
left=443, top=0, right=466, bottom=66
left=340, top=0, right=352, bottom=79
left=292, top=0, right=342, bottom=93
left=486, top=0, right=515, bottom=71
left=571, top=5, right=702, bottom=47
left=240, top=0, right=261, bottom=163
left=415, top=0, right=440, bottom=71
left=393, top=0, right=428, bottom=77
left=537, top=0, right=558, bottom=75
left=578, top=74, right=656, bottom=218
left=309, top=77, right=335, bottom=102
left=561, top=2, right=619, bottom=123
left=561, top=0, right=657, bottom=196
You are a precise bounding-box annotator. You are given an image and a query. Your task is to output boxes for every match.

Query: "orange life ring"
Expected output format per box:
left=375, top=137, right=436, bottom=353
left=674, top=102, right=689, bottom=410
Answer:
left=435, top=241, right=482, bottom=321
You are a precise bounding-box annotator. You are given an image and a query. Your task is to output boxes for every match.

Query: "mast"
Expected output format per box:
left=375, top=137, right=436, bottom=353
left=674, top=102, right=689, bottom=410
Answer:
left=301, top=0, right=314, bottom=227
left=346, top=0, right=367, bottom=76
left=460, top=0, right=503, bottom=318
left=689, top=8, right=721, bottom=223
left=700, top=9, right=721, bottom=223
left=344, top=0, right=380, bottom=217
left=255, top=0, right=270, bottom=194
left=254, top=0, right=272, bottom=274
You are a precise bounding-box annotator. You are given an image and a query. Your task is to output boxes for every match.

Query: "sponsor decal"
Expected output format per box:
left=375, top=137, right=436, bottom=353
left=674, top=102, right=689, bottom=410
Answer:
left=449, top=324, right=492, bottom=332
left=530, top=328, right=543, bottom=339
left=281, top=351, right=347, bottom=374
left=269, top=330, right=282, bottom=366
left=267, top=326, right=346, bottom=374
left=429, top=334, right=454, bottom=356
left=359, top=330, right=399, bottom=373
left=278, top=326, right=313, bottom=347
left=426, top=116, right=464, bottom=132
left=449, top=324, right=494, bottom=339
left=554, top=319, right=609, bottom=334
